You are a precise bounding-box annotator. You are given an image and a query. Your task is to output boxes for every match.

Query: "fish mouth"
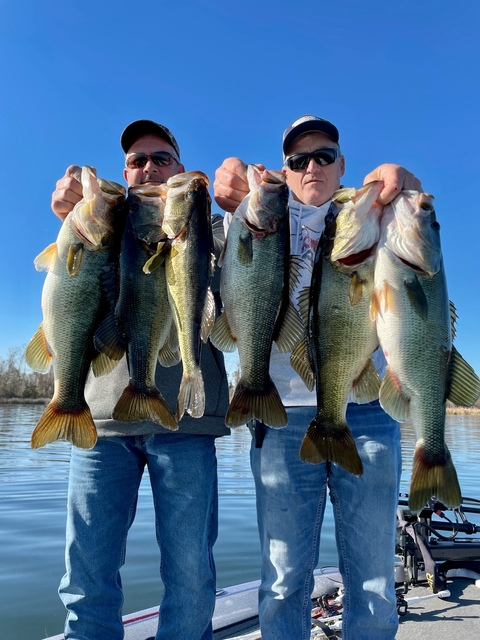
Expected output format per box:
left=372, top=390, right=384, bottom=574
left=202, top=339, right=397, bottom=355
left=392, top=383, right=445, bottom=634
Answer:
left=337, top=245, right=376, bottom=266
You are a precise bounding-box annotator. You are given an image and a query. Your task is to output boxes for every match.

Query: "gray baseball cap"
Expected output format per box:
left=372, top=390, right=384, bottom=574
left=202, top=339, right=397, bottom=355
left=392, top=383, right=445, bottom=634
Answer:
left=283, top=115, right=339, bottom=158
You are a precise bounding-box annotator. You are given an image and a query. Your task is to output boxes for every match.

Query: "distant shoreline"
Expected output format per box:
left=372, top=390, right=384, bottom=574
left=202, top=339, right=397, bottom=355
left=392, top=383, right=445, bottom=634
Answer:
left=1, top=397, right=479, bottom=414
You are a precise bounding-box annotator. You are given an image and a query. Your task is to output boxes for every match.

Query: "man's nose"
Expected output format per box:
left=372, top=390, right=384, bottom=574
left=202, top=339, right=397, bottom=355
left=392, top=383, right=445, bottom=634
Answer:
left=143, top=157, right=158, bottom=171
left=306, top=157, right=319, bottom=172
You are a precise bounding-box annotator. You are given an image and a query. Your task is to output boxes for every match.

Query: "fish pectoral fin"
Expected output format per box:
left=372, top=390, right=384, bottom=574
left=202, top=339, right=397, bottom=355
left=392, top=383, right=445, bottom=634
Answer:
left=91, top=351, right=120, bottom=377
left=408, top=443, right=462, bottom=510
left=290, top=337, right=315, bottom=392
left=209, top=312, right=237, bottom=352
left=226, top=378, right=287, bottom=429
left=66, top=243, right=85, bottom=276
left=446, top=346, right=480, bottom=407
left=299, top=420, right=363, bottom=476
left=34, top=242, right=58, bottom=272
left=24, top=323, right=52, bottom=373
left=404, top=274, right=429, bottom=320
left=274, top=303, right=305, bottom=353
left=201, top=289, right=216, bottom=342
left=349, top=271, right=365, bottom=306
left=350, top=357, right=381, bottom=404
left=379, top=368, right=411, bottom=422
left=31, top=402, right=97, bottom=450
left=237, top=230, right=253, bottom=266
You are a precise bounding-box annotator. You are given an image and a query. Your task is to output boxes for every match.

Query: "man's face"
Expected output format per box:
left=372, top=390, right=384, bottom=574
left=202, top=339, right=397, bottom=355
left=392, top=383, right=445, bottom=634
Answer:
left=283, top=132, right=345, bottom=207
left=123, top=134, right=184, bottom=187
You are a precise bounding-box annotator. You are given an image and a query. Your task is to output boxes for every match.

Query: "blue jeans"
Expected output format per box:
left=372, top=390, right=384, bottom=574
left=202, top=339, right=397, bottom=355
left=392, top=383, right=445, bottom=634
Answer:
left=251, top=402, right=401, bottom=640
left=59, top=433, right=218, bottom=640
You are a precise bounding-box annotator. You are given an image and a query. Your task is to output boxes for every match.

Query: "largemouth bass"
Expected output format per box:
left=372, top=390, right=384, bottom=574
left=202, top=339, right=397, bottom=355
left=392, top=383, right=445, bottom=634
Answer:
left=375, top=191, right=480, bottom=510
left=25, top=166, right=126, bottom=448
left=162, top=171, right=216, bottom=421
left=94, top=183, right=178, bottom=430
left=299, top=181, right=384, bottom=474
left=210, top=166, right=303, bottom=428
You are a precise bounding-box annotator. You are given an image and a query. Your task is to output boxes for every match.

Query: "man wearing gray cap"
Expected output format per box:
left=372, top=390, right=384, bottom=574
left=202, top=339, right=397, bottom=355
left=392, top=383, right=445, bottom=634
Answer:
left=51, top=119, right=230, bottom=640
left=214, top=115, right=422, bottom=640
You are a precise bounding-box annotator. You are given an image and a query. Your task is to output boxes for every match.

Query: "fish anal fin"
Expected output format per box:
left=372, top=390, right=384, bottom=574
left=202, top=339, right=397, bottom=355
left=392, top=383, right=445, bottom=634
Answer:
left=290, top=337, right=315, bottom=391
left=201, top=289, right=216, bottom=342
left=351, top=357, right=381, bottom=404
left=91, top=351, right=120, bottom=377
left=209, top=312, right=237, bottom=352
left=275, top=303, right=304, bottom=353
left=379, top=367, right=411, bottom=422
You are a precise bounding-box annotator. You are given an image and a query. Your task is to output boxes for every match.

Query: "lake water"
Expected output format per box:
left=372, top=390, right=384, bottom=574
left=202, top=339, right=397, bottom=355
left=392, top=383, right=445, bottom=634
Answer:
left=1, top=404, right=480, bottom=640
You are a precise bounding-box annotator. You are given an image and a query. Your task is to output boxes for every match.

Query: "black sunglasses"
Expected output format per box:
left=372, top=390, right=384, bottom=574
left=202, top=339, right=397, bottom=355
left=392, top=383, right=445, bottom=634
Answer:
left=125, top=151, right=179, bottom=170
left=285, top=148, right=340, bottom=171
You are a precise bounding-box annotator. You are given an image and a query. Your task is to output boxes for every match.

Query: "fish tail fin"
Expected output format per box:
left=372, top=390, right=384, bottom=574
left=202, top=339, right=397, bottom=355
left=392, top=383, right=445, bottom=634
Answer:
left=408, top=444, right=462, bottom=510
left=112, top=384, right=178, bottom=431
left=31, top=401, right=97, bottom=449
left=225, top=378, right=287, bottom=428
left=299, top=417, right=363, bottom=476
left=176, top=367, right=205, bottom=421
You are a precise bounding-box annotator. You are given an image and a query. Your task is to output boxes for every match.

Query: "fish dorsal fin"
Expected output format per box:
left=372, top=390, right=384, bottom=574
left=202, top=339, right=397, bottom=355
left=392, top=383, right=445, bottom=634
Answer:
left=24, top=324, right=52, bottom=373
left=209, top=312, right=237, bottom=352
left=34, top=242, right=58, bottom=272
left=296, top=286, right=310, bottom=327
left=446, top=346, right=480, bottom=407
left=290, top=337, right=315, bottom=391
left=379, top=367, right=411, bottom=422
left=449, top=300, right=458, bottom=341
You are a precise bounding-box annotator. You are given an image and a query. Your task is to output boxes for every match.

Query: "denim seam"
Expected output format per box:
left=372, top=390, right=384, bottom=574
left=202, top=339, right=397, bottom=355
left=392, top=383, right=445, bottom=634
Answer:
left=301, top=482, right=327, bottom=640
left=329, top=480, right=350, bottom=638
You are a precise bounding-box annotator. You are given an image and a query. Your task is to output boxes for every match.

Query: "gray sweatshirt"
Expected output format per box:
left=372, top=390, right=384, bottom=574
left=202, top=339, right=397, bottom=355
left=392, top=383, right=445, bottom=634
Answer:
left=85, top=213, right=230, bottom=438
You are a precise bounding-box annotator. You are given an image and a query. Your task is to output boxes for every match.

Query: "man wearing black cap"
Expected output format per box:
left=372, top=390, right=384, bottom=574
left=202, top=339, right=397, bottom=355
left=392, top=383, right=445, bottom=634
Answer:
left=214, top=115, right=422, bottom=640
left=51, top=120, right=230, bottom=640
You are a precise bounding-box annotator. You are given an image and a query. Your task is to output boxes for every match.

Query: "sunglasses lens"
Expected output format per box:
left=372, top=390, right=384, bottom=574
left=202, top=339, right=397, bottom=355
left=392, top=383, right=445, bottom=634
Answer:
left=313, top=149, right=337, bottom=166
left=287, top=148, right=338, bottom=171
left=288, top=155, right=309, bottom=171
left=126, top=154, right=148, bottom=169
left=150, top=152, right=172, bottom=167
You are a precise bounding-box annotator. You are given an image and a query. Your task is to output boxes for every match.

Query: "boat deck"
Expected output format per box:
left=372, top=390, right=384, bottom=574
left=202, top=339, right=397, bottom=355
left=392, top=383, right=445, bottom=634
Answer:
left=395, top=577, right=480, bottom=640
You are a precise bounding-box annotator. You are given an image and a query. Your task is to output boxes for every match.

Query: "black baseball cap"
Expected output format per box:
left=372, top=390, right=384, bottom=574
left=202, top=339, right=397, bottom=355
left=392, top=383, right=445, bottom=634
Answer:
left=282, top=115, right=339, bottom=158
left=120, top=119, right=181, bottom=160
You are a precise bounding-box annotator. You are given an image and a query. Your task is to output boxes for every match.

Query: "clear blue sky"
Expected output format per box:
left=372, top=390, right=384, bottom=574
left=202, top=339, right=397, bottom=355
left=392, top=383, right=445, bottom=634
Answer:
left=1, top=0, right=479, bottom=377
